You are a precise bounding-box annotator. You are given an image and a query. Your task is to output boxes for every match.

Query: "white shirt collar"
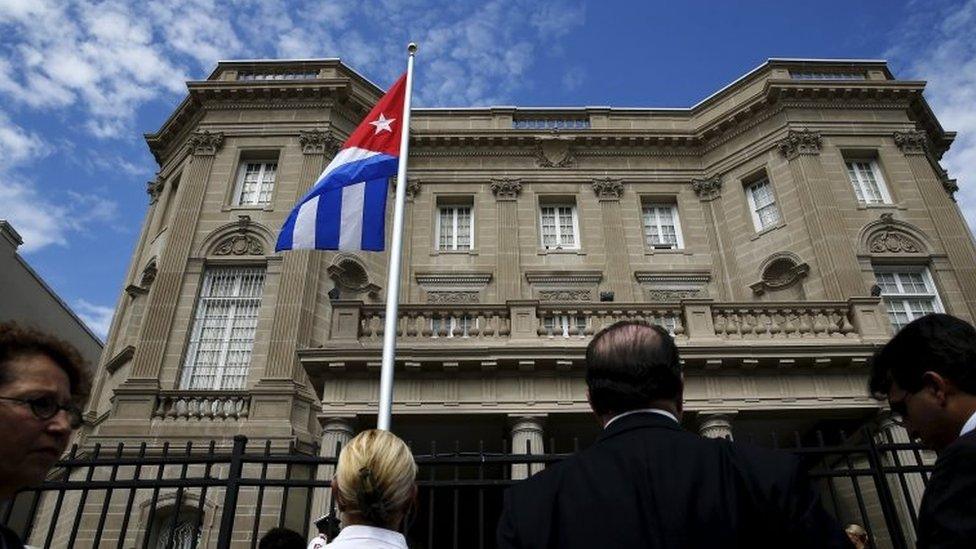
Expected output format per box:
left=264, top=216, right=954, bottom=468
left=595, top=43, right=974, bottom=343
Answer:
left=328, top=524, right=407, bottom=548
left=961, top=410, right=976, bottom=438
left=604, top=408, right=678, bottom=429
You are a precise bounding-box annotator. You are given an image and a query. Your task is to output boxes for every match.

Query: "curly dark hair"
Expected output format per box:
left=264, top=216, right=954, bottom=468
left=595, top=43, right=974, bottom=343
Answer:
left=585, top=320, right=682, bottom=416
left=0, top=321, right=92, bottom=403
left=869, top=313, right=976, bottom=399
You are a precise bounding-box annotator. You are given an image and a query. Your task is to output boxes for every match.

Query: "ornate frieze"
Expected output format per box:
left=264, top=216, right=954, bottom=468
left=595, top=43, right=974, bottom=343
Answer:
left=299, top=129, right=340, bottom=156
left=490, top=178, right=523, bottom=201
left=535, top=137, right=576, bottom=168
left=635, top=271, right=710, bottom=301
left=893, top=130, right=927, bottom=155
left=427, top=291, right=480, bottom=304
left=777, top=129, right=822, bottom=160
left=538, top=289, right=591, bottom=302
left=187, top=130, right=224, bottom=156
left=691, top=177, right=722, bottom=201
left=591, top=178, right=624, bottom=201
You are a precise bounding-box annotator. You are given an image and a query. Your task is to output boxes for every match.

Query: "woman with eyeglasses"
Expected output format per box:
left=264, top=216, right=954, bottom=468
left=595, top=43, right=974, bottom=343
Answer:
left=326, top=429, right=418, bottom=548
left=0, top=322, right=90, bottom=549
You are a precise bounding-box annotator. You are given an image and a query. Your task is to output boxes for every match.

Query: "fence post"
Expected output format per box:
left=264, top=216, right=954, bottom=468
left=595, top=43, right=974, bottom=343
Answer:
left=216, top=435, right=247, bottom=549
left=864, top=427, right=909, bottom=549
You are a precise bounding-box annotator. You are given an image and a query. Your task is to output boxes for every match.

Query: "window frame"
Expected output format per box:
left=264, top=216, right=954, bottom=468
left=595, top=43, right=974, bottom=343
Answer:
left=435, top=204, right=474, bottom=251
left=641, top=202, right=685, bottom=250
left=542, top=314, right=588, bottom=337
left=538, top=203, right=581, bottom=250
left=873, top=265, right=945, bottom=331
left=745, top=177, right=782, bottom=232
left=845, top=158, right=893, bottom=205
left=232, top=159, right=278, bottom=207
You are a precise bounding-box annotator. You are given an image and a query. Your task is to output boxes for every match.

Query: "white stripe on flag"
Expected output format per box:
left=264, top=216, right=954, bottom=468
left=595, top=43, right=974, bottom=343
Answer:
left=339, top=182, right=366, bottom=250
left=293, top=195, right=319, bottom=249
left=316, top=147, right=382, bottom=185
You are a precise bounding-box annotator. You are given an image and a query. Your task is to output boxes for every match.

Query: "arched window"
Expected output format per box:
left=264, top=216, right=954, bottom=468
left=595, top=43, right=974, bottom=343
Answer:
left=149, top=506, right=201, bottom=549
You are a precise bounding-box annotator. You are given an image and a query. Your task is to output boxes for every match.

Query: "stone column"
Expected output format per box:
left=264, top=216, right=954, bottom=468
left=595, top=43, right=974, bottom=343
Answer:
left=308, top=417, right=356, bottom=529
left=894, top=131, right=976, bottom=320
left=877, top=412, right=928, bottom=545
left=263, top=131, right=337, bottom=382
left=777, top=130, right=863, bottom=299
left=398, top=178, right=421, bottom=301
left=592, top=178, right=634, bottom=301
left=491, top=178, right=523, bottom=301
left=692, top=177, right=737, bottom=300
left=509, top=415, right=545, bottom=480
left=698, top=411, right=736, bottom=440
left=129, top=131, right=224, bottom=383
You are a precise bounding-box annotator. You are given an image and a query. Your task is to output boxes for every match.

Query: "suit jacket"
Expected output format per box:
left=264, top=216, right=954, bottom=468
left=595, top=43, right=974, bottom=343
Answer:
left=497, top=413, right=848, bottom=549
left=917, top=429, right=976, bottom=548
left=0, top=523, right=25, bottom=549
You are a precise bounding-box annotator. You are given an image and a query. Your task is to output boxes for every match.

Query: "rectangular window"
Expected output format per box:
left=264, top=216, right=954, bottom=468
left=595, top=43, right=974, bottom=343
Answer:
left=540, top=205, right=579, bottom=249
left=543, top=315, right=587, bottom=337
left=642, top=204, right=684, bottom=249
left=874, top=268, right=943, bottom=331
left=846, top=160, right=891, bottom=205
left=436, top=205, right=473, bottom=251
left=180, top=267, right=265, bottom=390
left=746, top=178, right=781, bottom=231
left=235, top=161, right=277, bottom=206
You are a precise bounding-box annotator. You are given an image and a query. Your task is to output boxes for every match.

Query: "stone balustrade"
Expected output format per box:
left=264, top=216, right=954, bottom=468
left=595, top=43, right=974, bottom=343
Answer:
left=327, top=297, right=890, bottom=345
left=152, top=392, right=251, bottom=421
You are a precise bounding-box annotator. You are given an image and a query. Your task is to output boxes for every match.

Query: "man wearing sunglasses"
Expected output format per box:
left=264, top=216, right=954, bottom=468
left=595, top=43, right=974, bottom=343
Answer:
left=0, top=322, right=90, bottom=549
left=869, top=313, right=976, bottom=549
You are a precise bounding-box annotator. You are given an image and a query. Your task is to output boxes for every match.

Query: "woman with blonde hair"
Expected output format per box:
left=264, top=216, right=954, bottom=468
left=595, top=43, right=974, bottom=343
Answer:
left=327, top=429, right=417, bottom=548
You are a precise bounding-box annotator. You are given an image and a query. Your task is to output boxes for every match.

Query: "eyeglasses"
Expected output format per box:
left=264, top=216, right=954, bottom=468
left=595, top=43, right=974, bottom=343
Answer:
left=888, top=392, right=914, bottom=424
left=0, top=395, right=83, bottom=429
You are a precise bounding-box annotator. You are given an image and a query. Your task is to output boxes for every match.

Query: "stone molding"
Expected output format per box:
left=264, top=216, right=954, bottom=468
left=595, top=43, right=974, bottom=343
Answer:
left=860, top=214, right=928, bottom=256
left=777, top=129, right=822, bottom=160
left=329, top=254, right=380, bottom=294
left=537, top=289, right=591, bottom=302
left=535, top=137, right=576, bottom=168
left=299, top=129, right=340, bottom=156
left=146, top=177, right=164, bottom=203
left=212, top=215, right=265, bottom=256
left=635, top=271, right=710, bottom=301
left=591, top=178, right=624, bottom=201
left=426, top=291, right=480, bottom=304
left=187, top=130, right=224, bottom=156
left=393, top=177, right=422, bottom=200
left=489, top=178, right=523, bottom=201
left=691, top=177, right=722, bottom=201
left=751, top=254, right=810, bottom=295
left=893, top=130, right=927, bottom=155
left=940, top=168, right=959, bottom=200
left=525, top=270, right=603, bottom=286
left=140, top=260, right=158, bottom=287
left=415, top=272, right=493, bottom=287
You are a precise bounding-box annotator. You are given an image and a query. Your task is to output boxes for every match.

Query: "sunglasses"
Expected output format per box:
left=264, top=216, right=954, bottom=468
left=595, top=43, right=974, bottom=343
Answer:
left=0, top=395, right=83, bottom=429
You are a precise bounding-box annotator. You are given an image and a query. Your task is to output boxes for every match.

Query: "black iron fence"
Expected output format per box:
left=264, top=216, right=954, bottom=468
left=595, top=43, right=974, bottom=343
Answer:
left=1, top=427, right=934, bottom=549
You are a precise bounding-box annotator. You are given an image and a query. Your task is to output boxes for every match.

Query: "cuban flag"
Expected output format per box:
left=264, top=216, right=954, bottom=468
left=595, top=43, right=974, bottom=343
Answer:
left=276, top=73, right=407, bottom=252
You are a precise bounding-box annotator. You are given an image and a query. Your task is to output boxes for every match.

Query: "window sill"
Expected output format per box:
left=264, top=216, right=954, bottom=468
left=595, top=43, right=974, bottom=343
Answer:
left=221, top=205, right=274, bottom=212
left=644, top=248, right=691, bottom=256
left=749, top=222, right=786, bottom=241
left=538, top=248, right=585, bottom=256
left=429, top=250, right=478, bottom=256
left=856, top=202, right=904, bottom=211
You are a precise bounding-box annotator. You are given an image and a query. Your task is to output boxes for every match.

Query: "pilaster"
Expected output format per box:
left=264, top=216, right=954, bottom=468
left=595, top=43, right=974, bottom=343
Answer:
left=129, top=131, right=224, bottom=382
left=592, top=178, right=634, bottom=301
left=491, top=178, right=523, bottom=300
left=691, top=177, right=735, bottom=300
left=778, top=129, right=863, bottom=299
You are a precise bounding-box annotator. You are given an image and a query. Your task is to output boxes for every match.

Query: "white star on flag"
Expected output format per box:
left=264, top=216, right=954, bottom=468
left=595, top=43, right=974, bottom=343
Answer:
left=370, top=113, right=395, bottom=134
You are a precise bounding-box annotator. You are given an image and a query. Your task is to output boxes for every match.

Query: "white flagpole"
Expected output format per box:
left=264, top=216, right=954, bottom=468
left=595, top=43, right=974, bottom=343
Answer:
left=377, top=43, right=417, bottom=431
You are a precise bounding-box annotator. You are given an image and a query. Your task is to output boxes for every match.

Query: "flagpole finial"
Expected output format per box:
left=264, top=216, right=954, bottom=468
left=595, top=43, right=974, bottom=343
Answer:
left=407, top=42, right=418, bottom=54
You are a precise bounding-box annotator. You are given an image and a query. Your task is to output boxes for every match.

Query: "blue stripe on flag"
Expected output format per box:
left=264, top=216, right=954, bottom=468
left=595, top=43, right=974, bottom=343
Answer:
left=276, top=208, right=297, bottom=251
left=315, top=188, right=342, bottom=249
left=360, top=178, right=389, bottom=251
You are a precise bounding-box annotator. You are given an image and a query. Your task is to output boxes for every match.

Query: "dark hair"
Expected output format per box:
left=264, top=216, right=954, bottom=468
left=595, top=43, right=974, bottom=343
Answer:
left=585, top=320, right=682, bottom=416
left=0, top=322, right=92, bottom=403
left=258, top=527, right=306, bottom=549
left=869, top=313, right=976, bottom=399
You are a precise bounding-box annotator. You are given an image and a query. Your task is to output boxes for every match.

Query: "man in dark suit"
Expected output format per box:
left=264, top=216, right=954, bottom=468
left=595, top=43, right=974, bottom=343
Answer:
left=869, top=313, right=976, bottom=549
left=497, top=320, right=847, bottom=549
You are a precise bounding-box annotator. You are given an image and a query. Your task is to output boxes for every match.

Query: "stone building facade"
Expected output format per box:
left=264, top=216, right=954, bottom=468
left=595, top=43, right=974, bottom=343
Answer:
left=65, top=57, right=975, bottom=546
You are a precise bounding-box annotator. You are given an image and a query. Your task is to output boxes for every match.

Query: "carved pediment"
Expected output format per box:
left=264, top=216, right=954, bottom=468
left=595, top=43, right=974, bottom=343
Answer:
left=202, top=215, right=273, bottom=257
left=535, top=137, right=576, bottom=168
left=869, top=231, right=922, bottom=254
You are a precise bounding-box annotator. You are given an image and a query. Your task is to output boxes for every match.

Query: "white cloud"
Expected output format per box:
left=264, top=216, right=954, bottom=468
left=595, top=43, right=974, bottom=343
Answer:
left=888, top=0, right=976, bottom=235
left=0, top=111, right=49, bottom=166
left=74, top=299, right=114, bottom=340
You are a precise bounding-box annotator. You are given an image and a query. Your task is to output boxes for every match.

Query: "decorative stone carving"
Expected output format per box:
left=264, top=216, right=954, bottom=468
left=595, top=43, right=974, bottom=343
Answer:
left=751, top=255, right=809, bottom=295
left=329, top=255, right=380, bottom=295
left=635, top=271, right=710, bottom=301
left=869, top=231, right=922, bottom=254
left=893, top=130, right=927, bottom=155
left=213, top=215, right=265, bottom=256
left=427, top=291, right=480, bottom=304
left=489, top=178, right=523, bottom=201
left=538, top=289, right=591, bottom=302
left=535, top=137, right=576, bottom=168
left=646, top=289, right=701, bottom=301
left=591, top=178, right=624, bottom=201
left=691, top=177, right=722, bottom=200
left=146, top=177, right=164, bottom=203
left=187, top=130, right=224, bottom=156
left=777, top=129, right=822, bottom=160
left=299, top=129, right=340, bottom=156
left=140, top=261, right=158, bottom=287
left=393, top=177, right=421, bottom=199
left=940, top=168, right=958, bottom=200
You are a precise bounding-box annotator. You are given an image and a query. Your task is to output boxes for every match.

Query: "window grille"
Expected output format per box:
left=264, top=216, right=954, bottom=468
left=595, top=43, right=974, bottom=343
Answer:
left=746, top=179, right=781, bottom=231
left=180, top=267, right=265, bottom=390
left=540, top=205, right=579, bottom=249
left=437, top=206, right=473, bottom=250
left=512, top=119, right=590, bottom=130
left=846, top=160, right=891, bottom=204
left=874, top=268, right=943, bottom=331
left=642, top=204, right=683, bottom=249
left=235, top=161, right=277, bottom=206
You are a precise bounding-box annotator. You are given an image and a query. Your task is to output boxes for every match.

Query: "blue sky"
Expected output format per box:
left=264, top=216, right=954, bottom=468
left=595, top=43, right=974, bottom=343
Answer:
left=1, top=0, right=975, bottom=340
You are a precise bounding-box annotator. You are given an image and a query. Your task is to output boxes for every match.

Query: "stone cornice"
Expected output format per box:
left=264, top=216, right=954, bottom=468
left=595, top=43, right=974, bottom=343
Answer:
left=524, top=270, right=603, bottom=286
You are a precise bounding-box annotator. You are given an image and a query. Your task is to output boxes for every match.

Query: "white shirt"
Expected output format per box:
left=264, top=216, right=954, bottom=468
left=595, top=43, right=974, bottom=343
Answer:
left=960, top=410, right=976, bottom=438
left=308, top=534, right=327, bottom=549
left=325, top=525, right=408, bottom=549
left=604, top=408, right=678, bottom=429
